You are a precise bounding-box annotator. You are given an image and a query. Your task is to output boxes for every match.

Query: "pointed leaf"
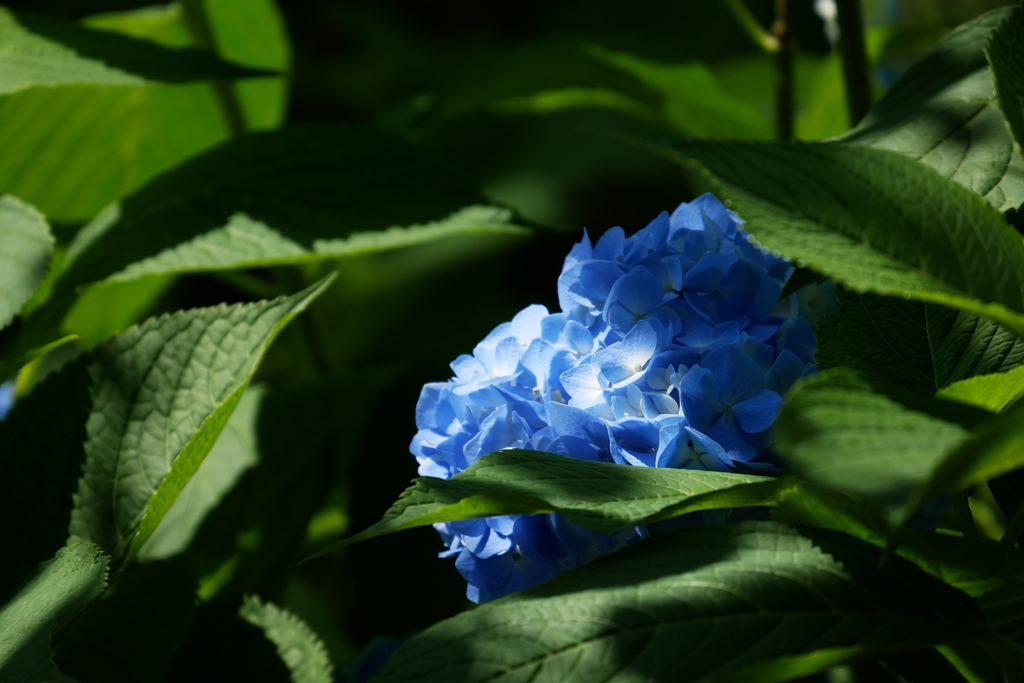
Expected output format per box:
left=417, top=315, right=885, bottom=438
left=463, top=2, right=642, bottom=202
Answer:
left=67, top=277, right=333, bottom=563
left=320, top=449, right=786, bottom=557
left=0, top=544, right=108, bottom=683
left=0, top=195, right=51, bottom=331
left=937, top=366, right=1024, bottom=413
left=58, top=124, right=529, bottom=293
left=816, top=289, right=1024, bottom=394
left=669, top=139, right=1024, bottom=338
left=840, top=7, right=1024, bottom=211
left=774, top=369, right=988, bottom=507
left=238, top=596, right=333, bottom=683
left=0, top=358, right=90, bottom=595
left=986, top=3, right=1024, bottom=151
left=0, top=7, right=271, bottom=95
left=138, top=385, right=264, bottom=560
left=374, top=522, right=984, bottom=683
left=0, top=3, right=287, bottom=223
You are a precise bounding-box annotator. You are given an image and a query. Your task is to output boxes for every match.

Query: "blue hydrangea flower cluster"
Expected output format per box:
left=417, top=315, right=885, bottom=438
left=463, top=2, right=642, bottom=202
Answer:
left=411, top=194, right=825, bottom=603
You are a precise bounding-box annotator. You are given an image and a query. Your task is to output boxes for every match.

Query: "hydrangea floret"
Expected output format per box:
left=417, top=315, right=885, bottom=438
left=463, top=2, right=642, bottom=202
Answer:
left=411, top=194, right=827, bottom=603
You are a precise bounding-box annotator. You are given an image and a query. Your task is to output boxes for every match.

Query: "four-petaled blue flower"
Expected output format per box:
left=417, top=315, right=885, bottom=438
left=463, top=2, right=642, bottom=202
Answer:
left=411, top=194, right=827, bottom=602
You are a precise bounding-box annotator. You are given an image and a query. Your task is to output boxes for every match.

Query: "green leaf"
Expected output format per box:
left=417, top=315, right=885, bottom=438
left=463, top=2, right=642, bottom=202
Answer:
left=0, top=195, right=51, bottom=331
left=201, top=0, right=290, bottom=132
left=57, top=124, right=530, bottom=292
left=0, top=334, right=77, bottom=385
left=374, top=522, right=985, bottom=683
left=912, top=400, right=1024, bottom=516
left=669, top=139, right=1024, bottom=338
left=585, top=45, right=769, bottom=139
left=138, top=384, right=264, bottom=561
left=840, top=7, right=1024, bottom=212
left=238, top=596, right=333, bottom=683
left=986, top=4, right=1024, bottom=153
left=0, top=7, right=271, bottom=95
left=774, top=369, right=986, bottom=507
left=0, top=358, right=90, bottom=596
left=434, top=42, right=769, bottom=139
left=61, top=275, right=174, bottom=350
left=0, top=2, right=288, bottom=224
left=0, top=544, right=108, bottom=683
left=816, top=289, right=1024, bottom=394
left=937, top=366, right=1024, bottom=412
left=67, top=276, right=333, bottom=564
left=318, top=449, right=784, bottom=555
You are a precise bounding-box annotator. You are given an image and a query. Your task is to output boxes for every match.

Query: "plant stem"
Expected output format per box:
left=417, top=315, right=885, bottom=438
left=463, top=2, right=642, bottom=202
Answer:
left=723, top=0, right=779, bottom=53
left=179, top=0, right=246, bottom=137
left=773, top=0, right=795, bottom=141
left=951, top=490, right=980, bottom=541
left=1000, top=501, right=1024, bottom=547
left=836, top=0, right=872, bottom=127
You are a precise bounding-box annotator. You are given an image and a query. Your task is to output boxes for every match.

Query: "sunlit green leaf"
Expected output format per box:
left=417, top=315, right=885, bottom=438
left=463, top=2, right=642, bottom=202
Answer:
left=937, top=366, right=1024, bottom=412
left=138, top=385, right=264, bottom=561
left=842, top=7, right=1024, bottom=211
left=0, top=6, right=269, bottom=95
left=669, top=139, right=1024, bottom=338
left=319, top=449, right=783, bottom=556
left=375, top=522, right=985, bottom=683
left=0, top=2, right=288, bottom=224
left=67, top=277, right=332, bottom=564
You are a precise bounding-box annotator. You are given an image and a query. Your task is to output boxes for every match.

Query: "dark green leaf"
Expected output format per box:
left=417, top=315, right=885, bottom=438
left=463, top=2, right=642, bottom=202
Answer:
left=912, top=400, right=1024, bottom=516
left=0, top=195, right=51, bottom=331
left=0, top=7, right=271, bottom=95
left=0, top=544, right=108, bottom=682
left=841, top=7, right=1024, bottom=211
left=317, top=449, right=784, bottom=556
left=374, top=522, right=985, bottom=683
left=986, top=4, right=1024, bottom=153
left=816, top=290, right=1024, bottom=394
left=775, top=369, right=989, bottom=507
left=669, top=139, right=1024, bottom=338
left=238, top=596, right=333, bottom=683
left=0, top=358, right=90, bottom=596
left=433, top=42, right=769, bottom=139
left=67, top=277, right=332, bottom=564
left=56, top=124, right=529, bottom=292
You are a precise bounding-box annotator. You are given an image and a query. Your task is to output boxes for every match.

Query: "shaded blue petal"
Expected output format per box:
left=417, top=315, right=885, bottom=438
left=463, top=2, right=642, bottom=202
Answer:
left=731, top=389, right=784, bottom=433
left=699, top=344, right=764, bottom=405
